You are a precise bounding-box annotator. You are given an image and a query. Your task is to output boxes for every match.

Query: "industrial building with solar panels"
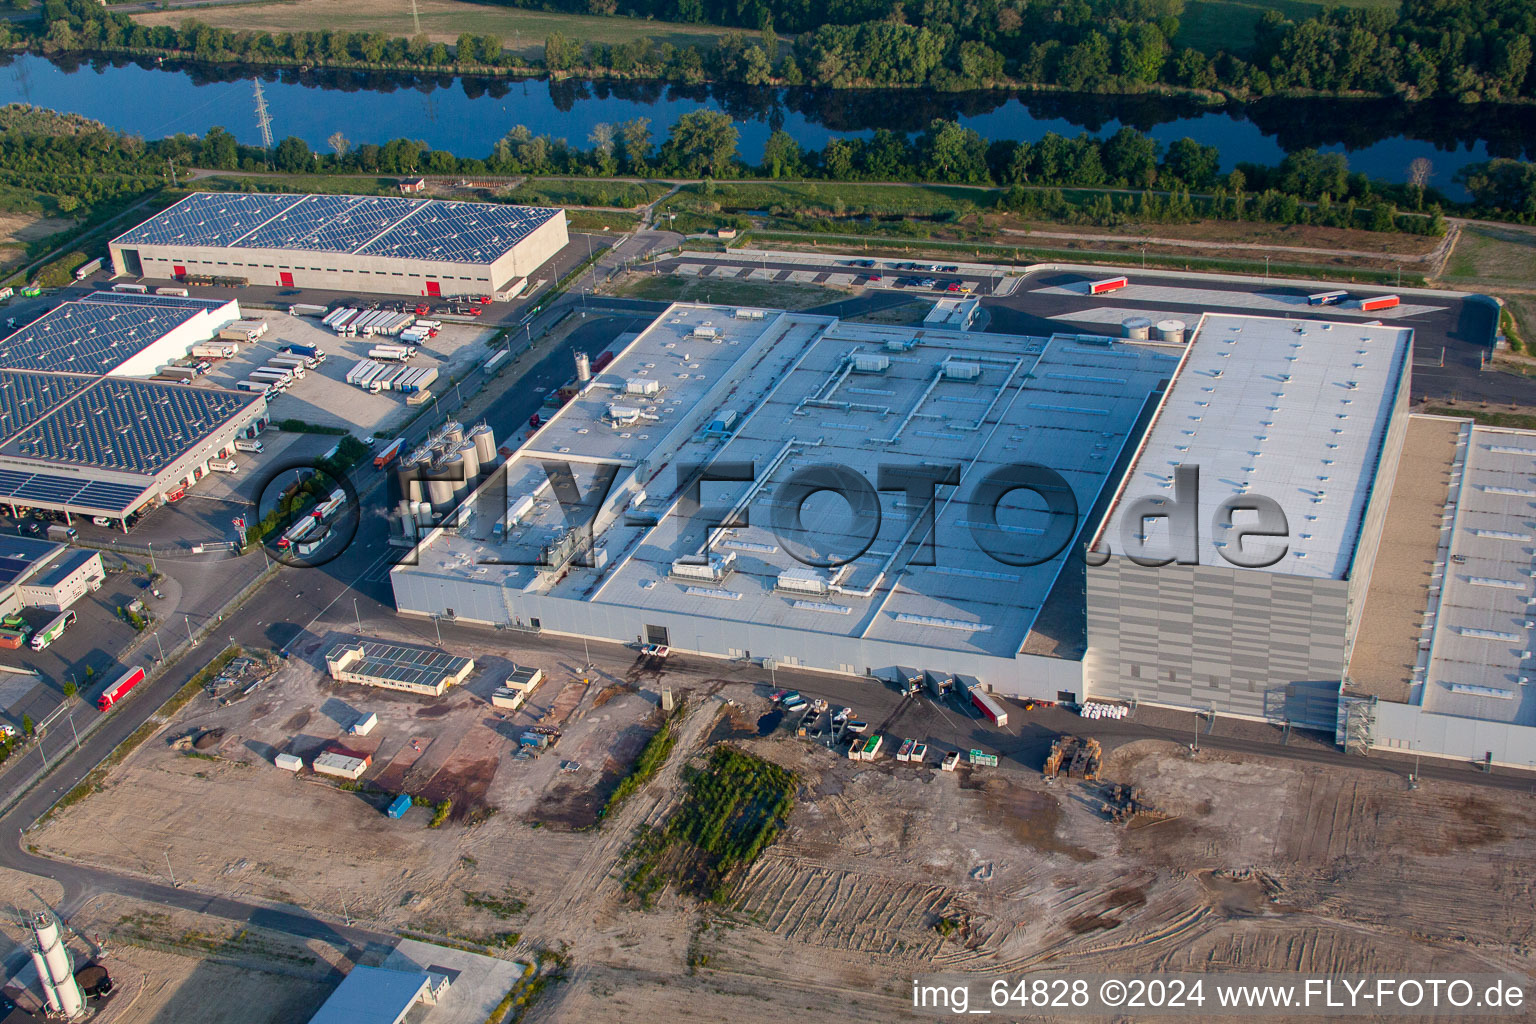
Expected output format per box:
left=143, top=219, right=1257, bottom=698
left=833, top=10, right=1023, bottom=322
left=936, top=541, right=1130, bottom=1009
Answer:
left=0, top=292, right=268, bottom=528
left=108, top=192, right=569, bottom=297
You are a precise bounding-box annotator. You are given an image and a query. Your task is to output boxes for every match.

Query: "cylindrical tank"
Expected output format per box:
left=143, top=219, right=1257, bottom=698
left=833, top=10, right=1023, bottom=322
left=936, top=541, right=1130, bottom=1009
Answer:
left=34, top=913, right=83, bottom=1018
left=1155, top=318, right=1187, bottom=343
left=1122, top=316, right=1153, bottom=340
left=471, top=423, right=497, bottom=466
left=439, top=452, right=470, bottom=503
left=575, top=351, right=591, bottom=382
left=396, top=461, right=421, bottom=504
left=426, top=462, right=456, bottom=509
left=31, top=948, right=59, bottom=1013
left=442, top=421, right=464, bottom=448
left=415, top=501, right=434, bottom=527
left=457, top=440, right=481, bottom=481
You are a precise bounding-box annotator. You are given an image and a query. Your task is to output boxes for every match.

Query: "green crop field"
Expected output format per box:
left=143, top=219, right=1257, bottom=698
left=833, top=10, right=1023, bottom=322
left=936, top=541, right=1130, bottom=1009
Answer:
left=132, top=0, right=735, bottom=58
left=1176, top=0, right=1398, bottom=56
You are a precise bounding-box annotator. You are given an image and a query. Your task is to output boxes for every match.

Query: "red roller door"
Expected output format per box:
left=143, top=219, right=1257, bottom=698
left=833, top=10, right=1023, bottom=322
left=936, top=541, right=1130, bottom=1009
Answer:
left=173, top=264, right=186, bottom=277
left=279, top=272, right=294, bottom=287
left=425, top=280, right=441, bottom=297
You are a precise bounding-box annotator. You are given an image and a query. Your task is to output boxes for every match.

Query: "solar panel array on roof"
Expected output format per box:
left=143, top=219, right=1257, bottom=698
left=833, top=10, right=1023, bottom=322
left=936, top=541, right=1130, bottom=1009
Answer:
left=1, top=378, right=258, bottom=475
left=0, top=468, right=145, bottom=512
left=111, top=192, right=299, bottom=248
left=0, top=302, right=202, bottom=374
left=76, top=291, right=229, bottom=312
left=0, top=537, right=58, bottom=586
left=329, top=639, right=472, bottom=688
left=357, top=201, right=556, bottom=264
left=234, top=194, right=423, bottom=252
left=0, top=370, right=95, bottom=438
left=112, top=192, right=560, bottom=266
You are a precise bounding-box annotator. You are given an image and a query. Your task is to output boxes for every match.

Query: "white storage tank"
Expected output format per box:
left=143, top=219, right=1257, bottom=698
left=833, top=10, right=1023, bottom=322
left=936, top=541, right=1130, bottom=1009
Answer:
left=457, top=440, right=481, bottom=481
left=575, top=351, right=591, bottom=382
left=1122, top=316, right=1153, bottom=340
left=471, top=423, right=497, bottom=465
left=1155, top=318, right=1187, bottom=343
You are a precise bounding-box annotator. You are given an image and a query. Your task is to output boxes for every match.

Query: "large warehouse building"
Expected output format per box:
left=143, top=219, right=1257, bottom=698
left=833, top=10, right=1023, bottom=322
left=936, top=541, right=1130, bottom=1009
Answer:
left=391, top=303, right=1178, bottom=692
left=108, top=192, right=569, bottom=297
left=389, top=297, right=1536, bottom=766
left=0, top=292, right=268, bottom=525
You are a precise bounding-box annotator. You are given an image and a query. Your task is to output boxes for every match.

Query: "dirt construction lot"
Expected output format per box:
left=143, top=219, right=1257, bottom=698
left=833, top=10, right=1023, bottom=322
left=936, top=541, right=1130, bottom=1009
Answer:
left=26, top=634, right=1536, bottom=1023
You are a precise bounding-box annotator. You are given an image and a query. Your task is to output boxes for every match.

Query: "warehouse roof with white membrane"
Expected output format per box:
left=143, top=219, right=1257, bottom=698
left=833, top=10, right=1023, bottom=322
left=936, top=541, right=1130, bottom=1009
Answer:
left=112, top=192, right=563, bottom=265
left=418, top=304, right=1179, bottom=659
left=1095, top=313, right=1410, bottom=579
left=1421, top=425, right=1536, bottom=727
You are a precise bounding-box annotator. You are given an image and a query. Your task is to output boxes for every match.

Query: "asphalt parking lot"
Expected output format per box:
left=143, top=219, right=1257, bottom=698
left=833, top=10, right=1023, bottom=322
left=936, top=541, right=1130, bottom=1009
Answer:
left=982, top=268, right=1500, bottom=403
left=189, top=311, right=497, bottom=436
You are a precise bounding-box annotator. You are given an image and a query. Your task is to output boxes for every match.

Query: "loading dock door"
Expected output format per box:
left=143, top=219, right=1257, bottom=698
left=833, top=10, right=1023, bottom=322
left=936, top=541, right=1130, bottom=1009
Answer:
left=425, top=280, right=441, bottom=297
left=278, top=272, right=294, bottom=287
left=645, top=624, right=670, bottom=646
left=172, top=264, right=186, bottom=278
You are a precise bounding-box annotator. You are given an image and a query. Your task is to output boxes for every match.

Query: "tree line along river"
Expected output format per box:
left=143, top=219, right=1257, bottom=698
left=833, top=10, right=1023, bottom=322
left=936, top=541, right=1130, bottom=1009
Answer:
left=3, top=53, right=1536, bottom=198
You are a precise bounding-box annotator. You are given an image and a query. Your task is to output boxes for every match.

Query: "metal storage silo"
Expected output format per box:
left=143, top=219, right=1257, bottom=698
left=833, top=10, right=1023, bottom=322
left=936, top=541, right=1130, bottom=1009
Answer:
left=1121, top=316, right=1153, bottom=340
left=441, top=452, right=471, bottom=503
left=424, top=461, right=455, bottom=509
left=575, top=351, right=591, bottom=382
left=471, top=423, right=497, bottom=466
left=396, top=456, right=422, bottom=504
left=458, top=440, right=481, bottom=481
left=1155, top=319, right=1187, bottom=344
left=442, top=421, right=464, bottom=447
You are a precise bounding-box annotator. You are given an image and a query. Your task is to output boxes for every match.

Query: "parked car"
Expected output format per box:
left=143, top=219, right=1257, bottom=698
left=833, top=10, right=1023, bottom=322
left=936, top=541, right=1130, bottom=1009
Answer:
left=91, top=516, right=111, bottom=526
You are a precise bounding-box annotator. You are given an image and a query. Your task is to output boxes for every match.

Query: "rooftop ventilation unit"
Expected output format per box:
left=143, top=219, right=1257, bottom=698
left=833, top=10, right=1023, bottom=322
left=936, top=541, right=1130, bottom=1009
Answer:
left=852, top=353, right=891, bottom=373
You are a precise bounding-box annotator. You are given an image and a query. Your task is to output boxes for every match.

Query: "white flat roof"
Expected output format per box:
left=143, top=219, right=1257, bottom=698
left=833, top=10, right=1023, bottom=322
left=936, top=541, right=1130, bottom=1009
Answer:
left=1423, top=425, right=1536, bottom=727
left=1096, top=313, right=1410, bottom=579
left=408, top=304, right=1179, bottom=658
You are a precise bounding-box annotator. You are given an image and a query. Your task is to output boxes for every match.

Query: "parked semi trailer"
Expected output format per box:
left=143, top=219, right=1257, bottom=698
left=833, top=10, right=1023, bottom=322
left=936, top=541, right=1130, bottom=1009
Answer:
left=956, top=674, right=1008, bottom=727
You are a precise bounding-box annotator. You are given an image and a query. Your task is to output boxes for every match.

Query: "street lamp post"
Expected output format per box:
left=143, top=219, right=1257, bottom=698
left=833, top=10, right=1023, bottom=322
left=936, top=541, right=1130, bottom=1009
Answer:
left=1264, top=255, right=1271, bottom=280
left=353, top=597, right=362, bottom=630
left=185, top=615, right=193, bottom=645
left=432, top=615, right=442, bottom=644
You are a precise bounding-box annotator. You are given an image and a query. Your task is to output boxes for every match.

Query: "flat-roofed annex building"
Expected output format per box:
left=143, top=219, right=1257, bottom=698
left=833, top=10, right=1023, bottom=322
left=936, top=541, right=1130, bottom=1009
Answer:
left=109, top=192, right=569, bottom=298
left=1340, top=418, right=1536, bottom=765
left=325, top=640, right=475, bottom=696
left=1083, top=312, right=1413, bottom=725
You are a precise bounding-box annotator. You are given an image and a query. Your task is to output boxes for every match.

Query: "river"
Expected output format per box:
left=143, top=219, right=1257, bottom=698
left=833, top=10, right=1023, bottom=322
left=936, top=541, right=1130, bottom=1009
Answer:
left=4, top=53, right=1535, bottom=198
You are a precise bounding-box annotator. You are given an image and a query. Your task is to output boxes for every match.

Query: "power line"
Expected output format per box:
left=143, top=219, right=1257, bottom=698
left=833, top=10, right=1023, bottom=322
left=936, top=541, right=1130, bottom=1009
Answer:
left=252, top=78, right=274, bottom=155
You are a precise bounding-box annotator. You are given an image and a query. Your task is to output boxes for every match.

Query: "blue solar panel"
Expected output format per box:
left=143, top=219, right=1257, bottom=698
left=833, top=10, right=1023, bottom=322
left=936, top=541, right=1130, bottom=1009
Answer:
left=114, top=192, right=560, bottom=266
left=111, top=193, right=301, bottom=248
left=0, top=469, right=144, bottom=513
left=234, top=194, right=422, bottom=252
left=76, top=291, right=229, bottom=312
left=358, top=201, right=559, bottom=264
left=0, top=302, right=203, bottom=374
left=0, top=370, right=94, bottom=439
left=2, top=378, right=259, bottom=475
